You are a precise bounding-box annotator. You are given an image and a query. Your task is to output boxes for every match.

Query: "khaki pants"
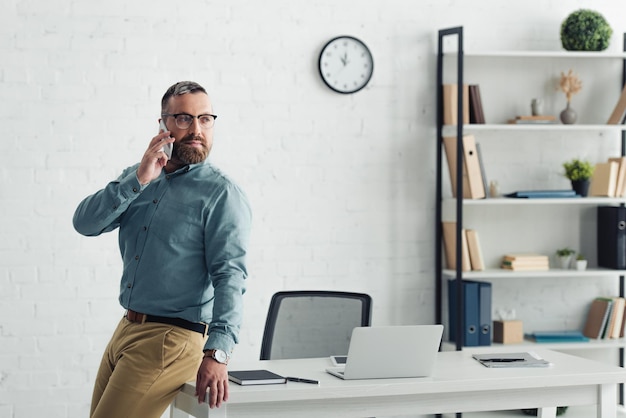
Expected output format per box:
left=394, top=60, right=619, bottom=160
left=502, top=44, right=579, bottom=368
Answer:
left=90, top=317, right=206, bottom=418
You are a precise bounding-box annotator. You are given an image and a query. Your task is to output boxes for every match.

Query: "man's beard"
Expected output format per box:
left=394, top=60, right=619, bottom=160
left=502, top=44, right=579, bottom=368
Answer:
left=174, top=134, right=210, bottom=164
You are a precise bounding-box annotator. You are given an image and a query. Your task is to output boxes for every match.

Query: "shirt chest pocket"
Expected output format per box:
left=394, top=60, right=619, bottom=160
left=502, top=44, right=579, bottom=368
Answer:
left=150, top=200, right=204, bottom=245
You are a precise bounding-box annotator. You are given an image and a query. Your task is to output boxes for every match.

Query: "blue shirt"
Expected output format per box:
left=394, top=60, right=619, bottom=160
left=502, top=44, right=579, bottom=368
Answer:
left=73, top=162, right=252, bottom=354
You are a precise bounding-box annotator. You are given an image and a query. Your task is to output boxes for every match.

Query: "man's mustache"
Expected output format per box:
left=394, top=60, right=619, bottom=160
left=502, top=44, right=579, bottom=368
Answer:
left=180, top=134, right=204, bottom=144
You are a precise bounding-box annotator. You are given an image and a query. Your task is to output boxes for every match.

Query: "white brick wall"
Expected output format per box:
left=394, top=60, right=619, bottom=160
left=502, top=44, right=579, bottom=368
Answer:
left=1, top=0, right=625, bottom=416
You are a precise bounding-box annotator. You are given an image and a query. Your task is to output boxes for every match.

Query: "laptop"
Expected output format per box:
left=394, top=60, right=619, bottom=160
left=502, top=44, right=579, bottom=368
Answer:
left=325, top=324, right=443, bottom=380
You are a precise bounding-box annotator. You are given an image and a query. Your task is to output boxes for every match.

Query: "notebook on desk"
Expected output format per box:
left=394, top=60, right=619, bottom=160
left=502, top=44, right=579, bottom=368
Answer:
left=325, top=325, right=444, bottom=380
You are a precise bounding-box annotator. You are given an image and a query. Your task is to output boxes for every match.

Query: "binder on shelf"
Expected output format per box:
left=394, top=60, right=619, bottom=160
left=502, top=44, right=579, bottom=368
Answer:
left=448, top=279, right=480, bottom=346
left=468, top=84, right=485, bottom=124
left=477, top=281, right=492, bottom=346
left=443, top=84, right=469, bottom=125
left=442, top=222, right=472, bottom=271
left=607, top=83, right=626, bottom=124
left=442, top=135, right=486, bottom=199
left=465, top=229, right=485, bottom=271
left=582, top=297, right=613, bottom=339
left=597, top=206, right=626, bottom=269
left=589, top=161, right=618, bottom=197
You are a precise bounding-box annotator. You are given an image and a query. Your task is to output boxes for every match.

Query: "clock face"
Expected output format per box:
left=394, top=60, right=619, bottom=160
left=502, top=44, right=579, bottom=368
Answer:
left=318, top=36, right=374, bottom=94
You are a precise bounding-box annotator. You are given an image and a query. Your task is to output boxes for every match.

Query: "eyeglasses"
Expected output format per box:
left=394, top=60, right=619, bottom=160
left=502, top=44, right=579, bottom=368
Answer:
left=162, top=113, right=217, bottom=129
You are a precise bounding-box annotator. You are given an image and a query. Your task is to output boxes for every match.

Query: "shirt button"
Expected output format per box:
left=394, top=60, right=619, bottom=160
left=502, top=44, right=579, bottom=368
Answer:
left=127, top=283, right=132, bottom=288
left=134, top=255, right=139, bottom=260
left=143, top=226, right=148, bottom=231
left=153, top=199, right=158, bottom=204
left=132, top=187, right=138, bottom=193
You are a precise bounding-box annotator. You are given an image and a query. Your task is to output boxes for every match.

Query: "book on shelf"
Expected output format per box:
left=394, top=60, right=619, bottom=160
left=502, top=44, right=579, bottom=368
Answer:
left=607, top=83, right=626, bottom=124
left=228, top=369, right=287, bottom=386
left=443, top=84, right=469, bottom=125
left=442, top=221, right=472, bottom=271
left=501, top=253, right=549, bottom=271
left=525, top=330, right=589, bottom=343
left=504, top=190, right=578, bottom=199
left=465, top=229, right=485, bottom=271
left=501, top=262, right=549, bottom=271
left=507, top=115, right=557, bottom=124
left=608, top=156, right=626, bottom=197
left=442, top=135, right=486, bottom=199
left=607, top=297, right=625, bottom=339
left=582, top=297, right=614, bottom=339
left=468, top=84, right=485, bottom=124
left=589, top=161, right=619, bottom=197
left=475, top=142, right=489, bottom=199
left=502, top=253, right=549, bottom=262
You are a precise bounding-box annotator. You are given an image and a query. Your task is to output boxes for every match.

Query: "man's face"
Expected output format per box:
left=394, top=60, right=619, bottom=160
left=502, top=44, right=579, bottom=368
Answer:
left=162, top=92, right=214, bottom=165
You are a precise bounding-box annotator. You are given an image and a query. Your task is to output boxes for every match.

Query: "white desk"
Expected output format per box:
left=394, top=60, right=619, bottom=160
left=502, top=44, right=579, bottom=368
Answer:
left=171, top=349, right=626, bottom=418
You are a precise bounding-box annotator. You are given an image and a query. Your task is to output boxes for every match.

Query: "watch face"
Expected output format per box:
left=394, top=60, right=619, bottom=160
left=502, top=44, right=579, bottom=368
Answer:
left=213, top=349, right=228, bottom=364
left=319, top=35, right=373, bottom=94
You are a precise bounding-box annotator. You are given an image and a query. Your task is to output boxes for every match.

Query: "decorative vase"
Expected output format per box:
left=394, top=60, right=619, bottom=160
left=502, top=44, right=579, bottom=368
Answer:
left=576, top=260, right=588, bottom=271
left=571, top=179, right=590, bottom=197
left=531, top=98, right=544, bottom=116
left=560, top=102, right=577, bottom=124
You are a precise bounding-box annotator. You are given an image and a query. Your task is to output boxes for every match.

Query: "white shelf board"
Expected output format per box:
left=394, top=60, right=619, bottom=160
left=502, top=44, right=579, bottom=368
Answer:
left=447, top=50, right=626, bottom=59
left=441, top=338, right=626, bottom=352
left=443, top=123, right=626, bottom=131
left=443, top=196, right=626, bottom=206
left=442, top=267, right=626, bottom=280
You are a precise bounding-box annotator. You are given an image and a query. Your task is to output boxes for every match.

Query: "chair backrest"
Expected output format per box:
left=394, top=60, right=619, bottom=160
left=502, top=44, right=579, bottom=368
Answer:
left=259, top=290, right=372, bottom=360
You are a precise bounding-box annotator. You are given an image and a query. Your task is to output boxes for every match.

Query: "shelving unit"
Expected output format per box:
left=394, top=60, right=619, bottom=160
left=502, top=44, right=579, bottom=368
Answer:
left=435, top=26, right=626, bottom=410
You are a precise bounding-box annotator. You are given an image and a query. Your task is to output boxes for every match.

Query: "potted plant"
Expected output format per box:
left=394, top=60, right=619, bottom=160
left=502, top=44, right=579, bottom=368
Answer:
left=556, top=247, right=576, bottom=269
left=562, top=158, right=594, bottom=196
left=575, top=253, right=588, bottom=271
left=560, top=9, right=613, bottom=51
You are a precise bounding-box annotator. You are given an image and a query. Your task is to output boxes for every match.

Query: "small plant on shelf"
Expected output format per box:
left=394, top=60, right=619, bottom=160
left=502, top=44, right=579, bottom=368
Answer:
left=575, top=253, right=588, bottom=271
left=562, top=159, right=594, bottom=181
left=556, top=247, right=576, bottom=257
left=562, top=158, right=594, bottom=196
left=560, top=9, right=612, bottom=51
left=556, top=247, right=576, bottom=269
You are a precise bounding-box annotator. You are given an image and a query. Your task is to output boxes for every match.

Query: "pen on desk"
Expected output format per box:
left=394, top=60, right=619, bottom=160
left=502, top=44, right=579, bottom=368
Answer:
left=482, top=358, right=526, bottom=362
left=286, top=376, right=320, bottom=384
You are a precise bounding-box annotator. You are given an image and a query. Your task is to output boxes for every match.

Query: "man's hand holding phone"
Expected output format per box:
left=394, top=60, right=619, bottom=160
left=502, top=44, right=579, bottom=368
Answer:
left=136, top=121, right=175, bottom=186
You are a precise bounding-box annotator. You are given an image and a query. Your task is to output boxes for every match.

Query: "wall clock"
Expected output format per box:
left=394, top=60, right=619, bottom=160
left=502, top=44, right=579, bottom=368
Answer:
left=318, top=35, right=374, bottom=94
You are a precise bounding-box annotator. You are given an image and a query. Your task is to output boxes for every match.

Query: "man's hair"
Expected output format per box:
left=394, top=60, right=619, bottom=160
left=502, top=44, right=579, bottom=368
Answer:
left=161, top=81, right=207, bottom=113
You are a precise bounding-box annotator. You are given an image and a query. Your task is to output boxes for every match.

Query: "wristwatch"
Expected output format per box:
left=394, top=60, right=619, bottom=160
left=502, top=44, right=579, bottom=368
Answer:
left=204, top=349, right=229, bottom=365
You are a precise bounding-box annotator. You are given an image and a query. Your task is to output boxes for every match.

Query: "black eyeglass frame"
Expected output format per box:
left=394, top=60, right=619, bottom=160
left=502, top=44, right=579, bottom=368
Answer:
left=161, top=113, right=218, bottom=129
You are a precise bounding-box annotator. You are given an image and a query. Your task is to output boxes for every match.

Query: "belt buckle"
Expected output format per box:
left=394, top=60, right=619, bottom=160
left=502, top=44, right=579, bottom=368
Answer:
left=127, top=309, right=147, bottom=324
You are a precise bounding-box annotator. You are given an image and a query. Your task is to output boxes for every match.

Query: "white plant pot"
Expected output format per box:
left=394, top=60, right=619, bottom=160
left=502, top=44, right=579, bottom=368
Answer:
left=575, top=260, right=588, bottom=271
left=558, top=255, right=573, bottom=269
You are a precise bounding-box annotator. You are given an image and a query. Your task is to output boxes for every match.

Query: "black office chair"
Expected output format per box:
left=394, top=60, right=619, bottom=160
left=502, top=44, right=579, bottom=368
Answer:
left=259, top=290, right=373, bottom=360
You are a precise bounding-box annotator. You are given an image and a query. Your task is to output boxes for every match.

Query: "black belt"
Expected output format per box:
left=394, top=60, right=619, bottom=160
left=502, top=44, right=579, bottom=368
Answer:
left=126, top=309, right=208, bottom=336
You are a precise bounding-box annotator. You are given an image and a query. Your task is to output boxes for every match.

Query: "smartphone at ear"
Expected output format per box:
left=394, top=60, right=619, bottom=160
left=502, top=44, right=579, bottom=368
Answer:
left=159, top=120, right=173, bottom=159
